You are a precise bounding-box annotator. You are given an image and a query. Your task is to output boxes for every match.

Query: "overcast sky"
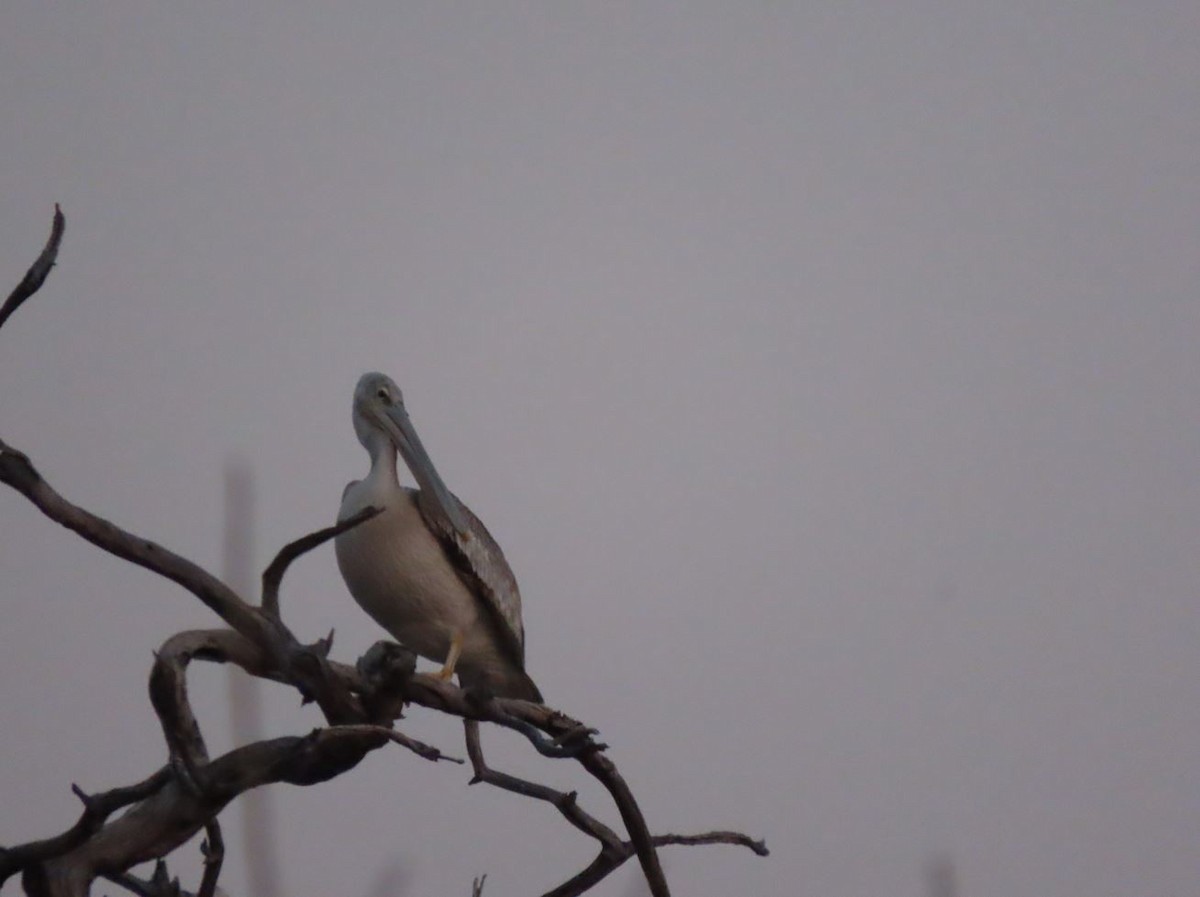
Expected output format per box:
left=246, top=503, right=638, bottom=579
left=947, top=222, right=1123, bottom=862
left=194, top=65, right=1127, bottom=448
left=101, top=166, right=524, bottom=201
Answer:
left=1, top=5, right=1197, bottom=897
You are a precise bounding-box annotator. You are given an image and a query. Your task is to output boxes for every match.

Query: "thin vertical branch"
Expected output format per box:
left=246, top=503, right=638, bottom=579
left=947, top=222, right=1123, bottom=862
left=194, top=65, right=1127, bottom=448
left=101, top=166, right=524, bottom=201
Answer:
left=196, top=819, right=224, bottom=897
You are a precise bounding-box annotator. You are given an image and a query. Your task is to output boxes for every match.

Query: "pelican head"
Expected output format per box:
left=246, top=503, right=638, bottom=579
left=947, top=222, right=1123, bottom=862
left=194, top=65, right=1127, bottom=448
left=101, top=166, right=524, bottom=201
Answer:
left=352, top=372, right=468, bottom=534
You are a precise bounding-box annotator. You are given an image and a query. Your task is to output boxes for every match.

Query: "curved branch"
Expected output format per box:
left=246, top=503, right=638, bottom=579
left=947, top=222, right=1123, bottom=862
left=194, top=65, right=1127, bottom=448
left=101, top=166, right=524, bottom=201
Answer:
left=0, top=446, right=373, bottom=724
left=576, top=751, right=668, bottom=896
left=0, top=448, right=265, bottom=640
left=260, top=506, right=381, bottom=617
left=29, top=728, right=396, bottom=897
left=0, top=205, right=63, bottom=331
left=3, top=626, right=457, bottom=895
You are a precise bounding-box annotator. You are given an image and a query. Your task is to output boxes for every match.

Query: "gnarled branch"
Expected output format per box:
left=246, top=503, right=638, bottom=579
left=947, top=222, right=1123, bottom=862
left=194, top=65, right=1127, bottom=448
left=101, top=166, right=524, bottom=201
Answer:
left=0, top=207, right=767, bottom=897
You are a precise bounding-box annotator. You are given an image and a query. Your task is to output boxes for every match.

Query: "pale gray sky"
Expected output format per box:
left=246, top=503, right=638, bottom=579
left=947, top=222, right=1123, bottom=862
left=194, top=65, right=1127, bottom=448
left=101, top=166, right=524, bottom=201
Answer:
left=1, top=5, right=1197, bottom=897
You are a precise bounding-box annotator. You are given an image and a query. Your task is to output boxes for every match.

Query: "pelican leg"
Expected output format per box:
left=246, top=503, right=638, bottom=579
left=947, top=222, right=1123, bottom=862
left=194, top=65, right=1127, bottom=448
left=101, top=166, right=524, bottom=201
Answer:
left=438, top=630, right=464, bottom=682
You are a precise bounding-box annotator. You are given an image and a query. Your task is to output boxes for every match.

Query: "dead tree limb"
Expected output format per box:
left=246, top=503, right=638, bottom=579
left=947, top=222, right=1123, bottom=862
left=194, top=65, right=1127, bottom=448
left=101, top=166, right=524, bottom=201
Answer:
left=0, top=203, right=63, bottom=330
left=465, top=721, right=767, bottom=897
left=0, top=207, right=767, bottom=897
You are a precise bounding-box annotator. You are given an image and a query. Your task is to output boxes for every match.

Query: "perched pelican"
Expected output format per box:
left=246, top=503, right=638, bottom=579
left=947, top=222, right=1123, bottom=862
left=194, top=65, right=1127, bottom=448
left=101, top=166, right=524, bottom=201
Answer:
left=335, top=372, right=542, bottom=702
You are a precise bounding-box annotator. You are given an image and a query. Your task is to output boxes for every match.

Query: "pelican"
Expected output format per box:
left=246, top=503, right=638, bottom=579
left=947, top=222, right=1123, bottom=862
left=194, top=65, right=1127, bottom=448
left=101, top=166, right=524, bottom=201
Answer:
left=335, top=372, right=542, bottom=702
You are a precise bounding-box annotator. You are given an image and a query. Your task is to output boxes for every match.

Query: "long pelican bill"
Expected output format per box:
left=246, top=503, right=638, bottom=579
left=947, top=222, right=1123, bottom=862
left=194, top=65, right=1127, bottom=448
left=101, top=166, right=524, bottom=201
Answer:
left=375, top=403, right=469, bottom=535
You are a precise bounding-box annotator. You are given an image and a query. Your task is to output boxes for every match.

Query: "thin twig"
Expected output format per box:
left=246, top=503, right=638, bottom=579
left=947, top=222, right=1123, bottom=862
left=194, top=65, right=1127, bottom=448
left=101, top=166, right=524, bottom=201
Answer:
left=464, top=721, right=620, bottom=845
left=197, top=819, right=224, bottom=897
left=542, top=830, right=769, bottom=897
left=260, top=506, right=380, bottom=617
left=0, top=204, right=64, bottom=331
left=651, top=831, right=769, bottom=855
left=329, top=724, right=463, bottom=765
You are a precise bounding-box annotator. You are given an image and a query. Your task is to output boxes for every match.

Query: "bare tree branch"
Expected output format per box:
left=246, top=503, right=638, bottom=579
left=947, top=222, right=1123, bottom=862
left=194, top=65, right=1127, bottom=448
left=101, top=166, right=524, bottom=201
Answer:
left=260, top=507, right=380, bottom=618
left=576, top=751, right=669, bottom=897
left=0, top=204, right=63, bottom=331
left=650, top=831, right=769, bottom=855
left=464, top=719, right=766, bottom=897
left=0, top=624, right=448, bottom=893
left=465, top=720, right=621, bottom=845
left=24, top=727, right=399, bottom=897
left=0, top=208, right=767, bottom=897
left=380, top=727, right=464, bottom=764
left=0, top=768, right=172, bottom=888
left=197, top=820, right=224, bottom=897
left=0, top=446, right=267, bottom=641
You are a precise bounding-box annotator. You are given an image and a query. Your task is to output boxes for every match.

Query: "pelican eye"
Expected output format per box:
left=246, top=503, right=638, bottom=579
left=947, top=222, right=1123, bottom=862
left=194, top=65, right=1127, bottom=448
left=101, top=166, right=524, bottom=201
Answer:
left=376, top=387, right=390, bottom=402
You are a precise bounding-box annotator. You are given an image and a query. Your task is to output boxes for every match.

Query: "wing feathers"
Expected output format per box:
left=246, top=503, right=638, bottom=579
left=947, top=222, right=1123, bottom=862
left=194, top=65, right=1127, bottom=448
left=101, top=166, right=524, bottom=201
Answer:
left=415, top=492, right=527, bottom=668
